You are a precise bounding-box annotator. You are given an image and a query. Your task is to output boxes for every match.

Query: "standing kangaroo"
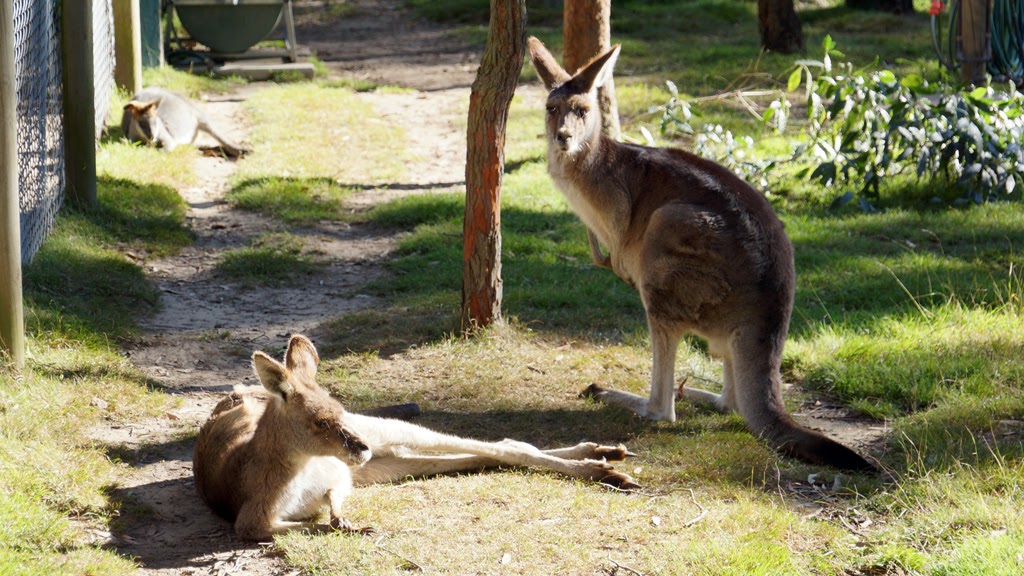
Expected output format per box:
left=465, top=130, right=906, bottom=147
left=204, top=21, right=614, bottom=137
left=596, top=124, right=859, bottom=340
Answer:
left=194, top=334, right=637, bottom=541
left=527, top=38, right=874, bottom=472
left=122, top=87, right=244, bottom=158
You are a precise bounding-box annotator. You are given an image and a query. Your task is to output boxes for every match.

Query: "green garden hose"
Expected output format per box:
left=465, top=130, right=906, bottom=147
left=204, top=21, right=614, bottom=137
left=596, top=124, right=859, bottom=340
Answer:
left=932, top=0, right=1024, bottom=81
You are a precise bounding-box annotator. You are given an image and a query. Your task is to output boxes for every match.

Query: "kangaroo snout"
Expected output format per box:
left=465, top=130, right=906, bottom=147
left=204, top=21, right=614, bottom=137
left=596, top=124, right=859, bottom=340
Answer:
left=555, top=128, right=571, bottom=149
left=338, top=427, right=372, bottom=466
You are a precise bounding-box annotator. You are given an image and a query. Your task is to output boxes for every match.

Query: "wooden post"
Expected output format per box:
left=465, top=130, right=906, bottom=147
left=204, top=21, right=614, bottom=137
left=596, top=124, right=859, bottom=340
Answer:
left=461, top=0, right=527, bottom=331
left=0, top=0, right=26, bottom=368
left=114, top=0, right=142, bottom=94
left=62, top=0, right=98, bottom=207
left=563, top=0, right=620, bottom=139
left=959, top=0, right=989, bottom=86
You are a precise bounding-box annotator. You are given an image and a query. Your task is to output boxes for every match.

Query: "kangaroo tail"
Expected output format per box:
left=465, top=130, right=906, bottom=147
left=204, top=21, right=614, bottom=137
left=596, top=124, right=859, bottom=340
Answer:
left=756, top=413, right=876, bottom=472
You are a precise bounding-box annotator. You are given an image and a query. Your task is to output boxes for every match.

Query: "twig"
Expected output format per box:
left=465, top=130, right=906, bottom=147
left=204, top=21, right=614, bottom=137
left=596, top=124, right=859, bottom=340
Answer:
left=606, top=556, right=645, bottom=576
left=374, top=535, right=424, bottom=572
left=682, top=488, right=708, bottom=528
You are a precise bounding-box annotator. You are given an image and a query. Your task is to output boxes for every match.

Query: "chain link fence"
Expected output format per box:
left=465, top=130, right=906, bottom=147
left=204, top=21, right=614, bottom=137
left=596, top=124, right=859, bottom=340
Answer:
left=13, top=0, right=118, bottom=263
left=13, top=0, right=65, bottom=263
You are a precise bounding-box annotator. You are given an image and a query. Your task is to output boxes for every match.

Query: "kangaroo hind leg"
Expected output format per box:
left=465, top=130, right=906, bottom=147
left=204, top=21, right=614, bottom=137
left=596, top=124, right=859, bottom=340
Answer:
left=677, top=353, right=735, bottom=414
left=582, top=321, right=680, bottom=422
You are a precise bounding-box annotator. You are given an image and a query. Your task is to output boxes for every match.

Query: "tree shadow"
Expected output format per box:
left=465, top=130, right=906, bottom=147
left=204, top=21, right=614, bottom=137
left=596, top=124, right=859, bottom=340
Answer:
left=23, top=177, right=192, bottom=342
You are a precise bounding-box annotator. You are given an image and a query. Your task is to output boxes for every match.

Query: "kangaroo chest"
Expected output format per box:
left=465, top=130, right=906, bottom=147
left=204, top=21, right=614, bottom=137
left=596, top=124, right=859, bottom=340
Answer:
left=550, top=168, right=643, bottom=285
left=276, top=456, right=352, bottom=521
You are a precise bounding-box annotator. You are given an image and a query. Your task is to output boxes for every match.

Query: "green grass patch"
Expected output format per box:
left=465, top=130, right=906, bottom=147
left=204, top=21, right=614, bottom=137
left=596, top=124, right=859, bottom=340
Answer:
left=217, top=232, right=320, bottom=286
left=228, top=177, right=355, bottom=225
left=235, top=82, right=408, bottom=185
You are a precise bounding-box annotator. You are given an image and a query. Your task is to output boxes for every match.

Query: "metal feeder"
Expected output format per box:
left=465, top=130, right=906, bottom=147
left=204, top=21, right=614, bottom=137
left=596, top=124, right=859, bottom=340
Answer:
left=165, top=0, right=299, bottom=62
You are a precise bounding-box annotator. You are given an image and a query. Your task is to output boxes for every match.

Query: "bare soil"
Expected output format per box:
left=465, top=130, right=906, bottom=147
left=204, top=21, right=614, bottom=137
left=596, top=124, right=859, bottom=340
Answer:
left=91, top=2, right=885, bottom=573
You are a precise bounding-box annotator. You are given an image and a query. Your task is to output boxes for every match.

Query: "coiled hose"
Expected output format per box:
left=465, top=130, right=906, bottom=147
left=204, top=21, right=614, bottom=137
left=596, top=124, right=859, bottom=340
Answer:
left=932, top=0, right=1024, bottom=81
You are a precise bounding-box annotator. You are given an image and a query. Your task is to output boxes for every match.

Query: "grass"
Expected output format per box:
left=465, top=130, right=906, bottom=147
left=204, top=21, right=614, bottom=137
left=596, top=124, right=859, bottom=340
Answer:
left=217, top=232, right=321, bottom=286
left=4, top=0, right=1023, bottom=574
left=1, top=141, right=190, bottom=574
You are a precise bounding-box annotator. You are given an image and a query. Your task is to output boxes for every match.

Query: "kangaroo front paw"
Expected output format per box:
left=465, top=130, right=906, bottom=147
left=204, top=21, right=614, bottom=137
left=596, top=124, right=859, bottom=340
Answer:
left=330, top=516, right=375, bottom=536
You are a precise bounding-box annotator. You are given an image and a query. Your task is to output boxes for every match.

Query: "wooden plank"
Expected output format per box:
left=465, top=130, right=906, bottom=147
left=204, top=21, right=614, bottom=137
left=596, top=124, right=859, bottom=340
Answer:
left=61, top=0, right=98, bottom=207
left=114, top=0, right=143, bottom=93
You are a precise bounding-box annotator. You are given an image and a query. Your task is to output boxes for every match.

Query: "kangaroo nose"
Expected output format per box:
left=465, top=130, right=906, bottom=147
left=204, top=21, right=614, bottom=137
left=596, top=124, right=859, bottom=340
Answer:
left=555, top=129, right=570, bottom=148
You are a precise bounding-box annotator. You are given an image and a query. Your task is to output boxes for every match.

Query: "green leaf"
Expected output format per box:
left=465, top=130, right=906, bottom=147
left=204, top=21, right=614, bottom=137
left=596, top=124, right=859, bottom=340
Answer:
left=810, top=162, right=837, bottom=186
left=787, top=68, right=802, bottom=92
left=822, top=35, right=835, bottom=52
left=877, top=70, right=897, bottom=85
left=830, top=191, right=854, bottom=208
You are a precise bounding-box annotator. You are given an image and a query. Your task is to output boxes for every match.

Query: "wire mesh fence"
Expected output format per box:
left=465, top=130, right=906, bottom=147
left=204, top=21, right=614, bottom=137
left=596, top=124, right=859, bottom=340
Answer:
left=12, top=0, right=118, bottom=263
left=13, top=0, right=65, bottom=263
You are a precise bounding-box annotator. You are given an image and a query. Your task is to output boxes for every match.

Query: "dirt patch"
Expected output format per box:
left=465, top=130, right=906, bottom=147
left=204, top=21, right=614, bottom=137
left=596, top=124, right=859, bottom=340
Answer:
left=294, top=0, right=481, bottom=91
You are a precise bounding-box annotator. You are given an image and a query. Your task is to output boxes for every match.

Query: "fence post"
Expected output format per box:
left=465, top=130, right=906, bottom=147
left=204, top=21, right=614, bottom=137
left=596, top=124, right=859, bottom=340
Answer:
left=114, top=0, right=142, bottom=94
left=959, top=0, right=989, bottom=85
left=0, top=0, right=26, bottom=369
left=62, top=0, right=98, bottom=207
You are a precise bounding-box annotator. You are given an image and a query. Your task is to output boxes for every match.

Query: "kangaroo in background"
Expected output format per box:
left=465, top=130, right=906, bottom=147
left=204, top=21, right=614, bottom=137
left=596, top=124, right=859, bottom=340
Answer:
left=122, top=87, right=244, bottom=158
left=194, top=334, right=637, bottom=541
left=527, top=37, right=874, bottom=472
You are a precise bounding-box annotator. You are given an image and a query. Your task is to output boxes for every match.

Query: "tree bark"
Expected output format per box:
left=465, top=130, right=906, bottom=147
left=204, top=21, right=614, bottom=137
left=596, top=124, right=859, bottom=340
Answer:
left=758, top=0, right=804, bottom=54
left=845, top=0, right=914, bottom=14
left=461, top=0, right=527, bottom=332
left=563, top=0, right=620, bottom=139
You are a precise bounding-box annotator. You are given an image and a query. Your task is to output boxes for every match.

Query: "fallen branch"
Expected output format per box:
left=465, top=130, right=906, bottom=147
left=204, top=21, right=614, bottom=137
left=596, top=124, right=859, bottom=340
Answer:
left=375, top=535, right=426, bottom=572
left=682, top=488, right=708, bottom=528
left=606, top=556, right=645, bottom=576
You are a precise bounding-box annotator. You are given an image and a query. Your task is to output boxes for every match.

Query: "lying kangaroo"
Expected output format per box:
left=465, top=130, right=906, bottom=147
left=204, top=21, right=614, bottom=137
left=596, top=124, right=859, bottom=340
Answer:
left=122, top=87, right=244, bottom=158
left=527, top=37, right=874, bottom=472
left=193, top=334, right=637, bottom=541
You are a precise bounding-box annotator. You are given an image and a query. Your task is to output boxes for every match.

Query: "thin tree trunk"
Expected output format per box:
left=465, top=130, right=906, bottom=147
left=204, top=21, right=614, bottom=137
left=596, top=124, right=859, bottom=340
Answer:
left=758, top=0, right=804, bottom=54
left=563, top=0, right=620, bottom=139
left=461, top=0, right=527, bottom=332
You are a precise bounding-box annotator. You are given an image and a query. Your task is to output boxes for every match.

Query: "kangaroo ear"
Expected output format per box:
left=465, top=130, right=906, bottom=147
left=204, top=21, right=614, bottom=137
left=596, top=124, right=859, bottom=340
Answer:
left=124, top=100, right=158, bottom=116
left=253, top=351, right=294, bottom=400
left=284, top=334, right=319, bottom=382
left=528, top=36, right=571, bottom=90
left=572, top=44, right=620, bottom=94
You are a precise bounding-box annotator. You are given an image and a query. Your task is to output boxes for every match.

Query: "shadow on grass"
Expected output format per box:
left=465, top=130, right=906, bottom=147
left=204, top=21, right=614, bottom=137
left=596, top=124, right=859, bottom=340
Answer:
left=323, top=191, right=1024, bottom=352
left=24, top=235, right=160, bottom=342
left=23, top=178, right=191, bottom=343
left=226, top=177, right=467, bottom=226
left=789, top=206, right=1024, bottom=335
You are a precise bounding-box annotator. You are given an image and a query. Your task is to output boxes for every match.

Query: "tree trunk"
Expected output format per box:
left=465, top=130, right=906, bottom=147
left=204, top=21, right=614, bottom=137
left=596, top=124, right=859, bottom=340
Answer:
left=461, top=0, right=527, bottom=332
left=845, top=0, right=914, bottom=14
left=563, top=0, right=620, bottom=139
left=758, top=0, right=804, bottom=54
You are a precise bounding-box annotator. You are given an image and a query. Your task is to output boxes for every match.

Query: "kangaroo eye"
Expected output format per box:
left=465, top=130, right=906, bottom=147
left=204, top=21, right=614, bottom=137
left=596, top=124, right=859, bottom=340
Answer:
left=546, top=106, right=557, bottom=116
left=316, top=420, right=330, bottom=430
left=574, top=107, right=587, bottom=117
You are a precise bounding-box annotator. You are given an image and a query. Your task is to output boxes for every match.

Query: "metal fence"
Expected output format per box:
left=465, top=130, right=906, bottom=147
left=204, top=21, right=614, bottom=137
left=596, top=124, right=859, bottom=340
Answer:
left=12, top=0, right=117, bottom=263
left=13, top=0, right=65, bottom=263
